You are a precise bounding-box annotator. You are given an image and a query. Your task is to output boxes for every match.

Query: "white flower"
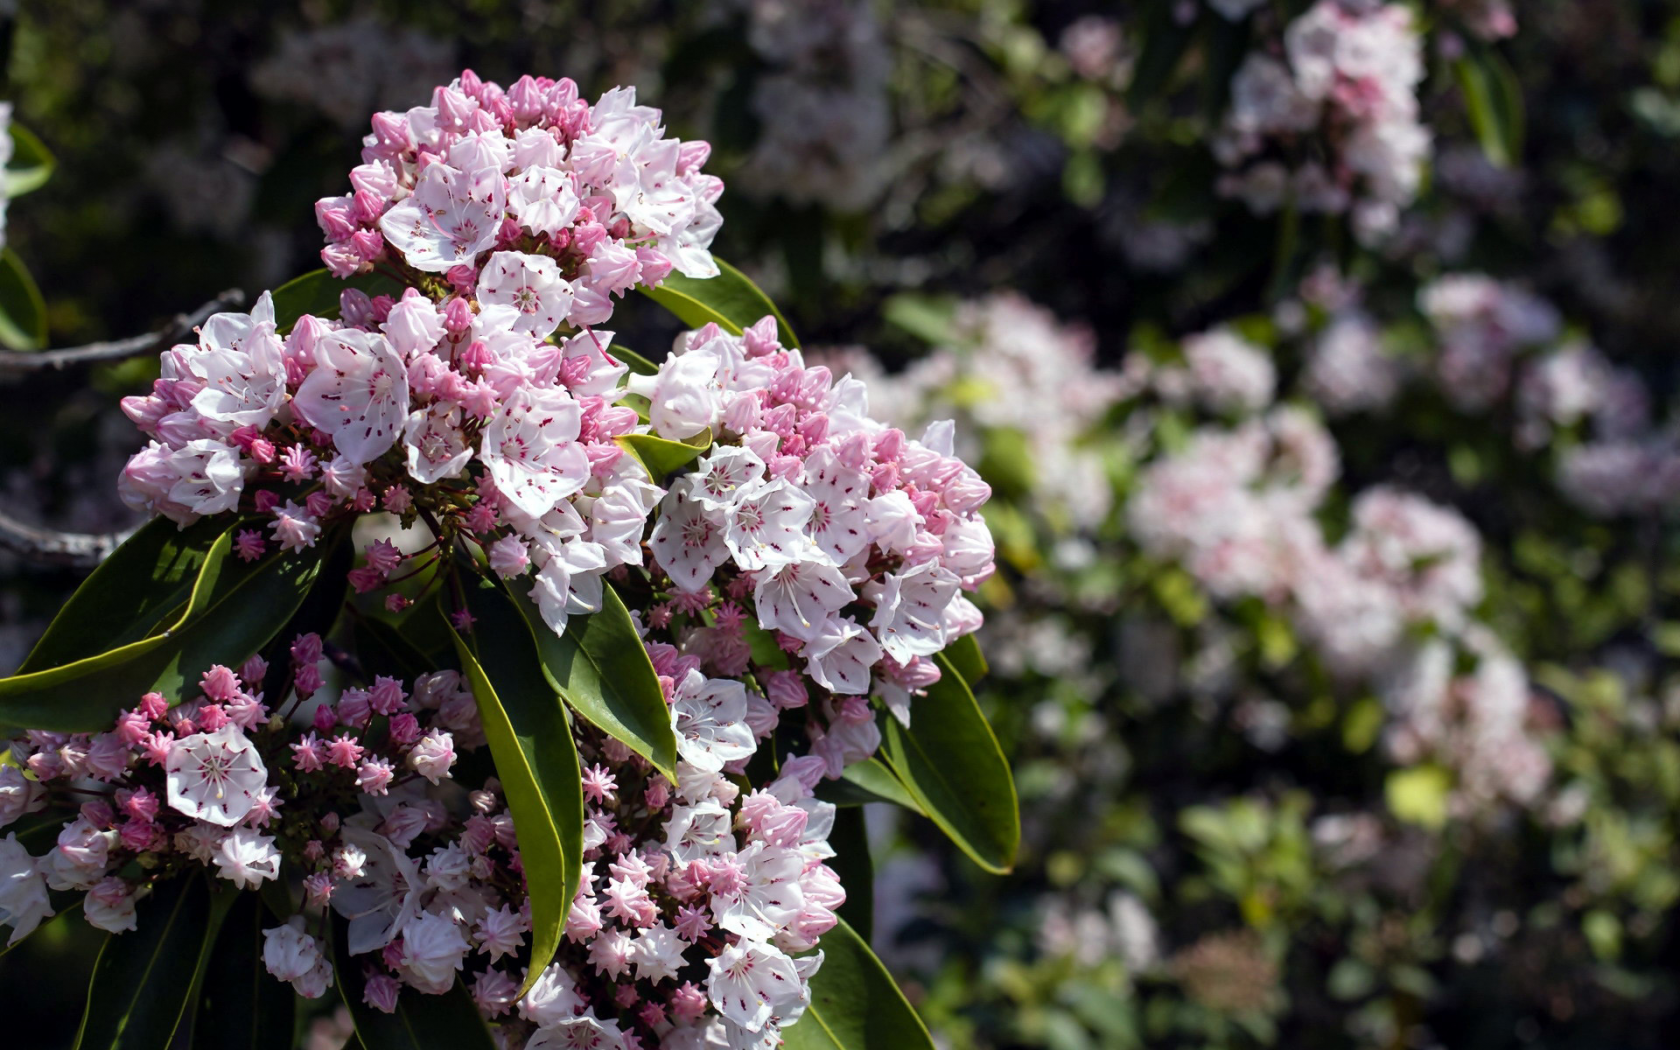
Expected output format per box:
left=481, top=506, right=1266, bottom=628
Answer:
left=263, top=915, right=323, bottom=982
left=800, top=446, right=872, bottom=565
left=650, top=477, right=732, bottom=592
left=865, top=562, right=959, bottom=663
left=184, top=292, right=288, bottom=432
left=400, top=910, right=470, bottom=994
left=404, top=401, right=473, bottom=484
left=671, top=671, right=756, bottom=773
left=164, top=726, right=269, bottom=827
left=331, top=827, right=423, bottom=955
left=518, top=962, right=586, bottom=1028
left=753, top=560, right=853, bottom=642
left=0, top=833, right=53, bottom=946
left=379, top=161, right=504, bottom=272
left=407, top=729, right=457, bottom=785
left=530, top=540, right=609, bottom=637
left=526, top=1012, right=626, bottom=1050
left=83, top=877, right=139, bottom=935
left=663, top=799, right=733, bottom=864
left=706, top=939, right=803, bottom=1032
left=166, top=439, right=247, bottom=519
left=479, top=388, right=590, bottom=518
left=712, top=843, right=805, bottom=941
left=478, top=251, right=574, bottom=339
left=627, top=350, right=720, bottom=440
left=44, top=817, right=115, bottom=891
left=0, top=766, right=46, bottom=828
left=214, top=827, right=281, bottom=890
left=508, top=166, right=581, bottom=238
left=291, top=327, right=410, bottom=464
left=631, top=923, right=687, bottom=985
left=691, top=447, right=768, bottom=510
left=725, top=479, right=817, bottom=571
left=803, top=616, right=883, bottom=695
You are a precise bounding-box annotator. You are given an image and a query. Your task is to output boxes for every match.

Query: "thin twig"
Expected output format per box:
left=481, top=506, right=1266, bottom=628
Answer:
left=0, top=507, right=134, bottom=568
left=0, top=289, right=246, bottom=373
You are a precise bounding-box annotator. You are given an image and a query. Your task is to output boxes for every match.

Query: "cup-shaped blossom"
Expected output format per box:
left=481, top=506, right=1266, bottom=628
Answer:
left=164, top=726, right=269, bottom=828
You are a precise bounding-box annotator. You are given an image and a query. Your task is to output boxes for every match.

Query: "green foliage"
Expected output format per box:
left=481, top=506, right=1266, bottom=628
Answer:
left=448, top=573, right=584, bottom=997
left=0, top=520, right=330, bottom=731
left=269, top=269, right=410, bottom=332
left=188, top=892, right=295, bottom=1050
left=73, top=875, right=223, bottom=1050
left=880, top=652, right=1020, bottom=874
left=4, top=121, right=56, bottom=197
left=638, top=257, right=800, bottom=347
left=782, top=919, right=936, bottom=1050
left=0, top=246, right=48, bottom=351
left=506, top=576, right=679, bottom=781
left=615, top=427, right=712, bottom=482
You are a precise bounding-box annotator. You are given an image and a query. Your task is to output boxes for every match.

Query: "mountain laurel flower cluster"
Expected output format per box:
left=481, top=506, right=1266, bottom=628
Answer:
left=0, top=650, right=471, bottom=956
left=15, top=66, right=1006, bottom=1050
left=1216, top=0, right=1430, bottom=243
left=316, top=71, right=721, bottom=317
left=631, top=316, right=992, bottom=735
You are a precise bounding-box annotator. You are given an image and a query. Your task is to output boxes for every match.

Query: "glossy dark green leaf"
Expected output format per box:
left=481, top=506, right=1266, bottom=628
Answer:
left=826, top=807, right=873, bottom=940
left=0, top=522, right=328, bottom=731
left=448, top=576, right=583, bottom=996
left=1454, top=48, right=1524, bottom=168
left=610, top=343, right=660, bottom=376
left=942, top=634, right=988, bottom=687
left=638, top=257, right=800, bottom=347
left=780, top=918, right=934, bottom=1050
left=17, top=516, right=225, bottom=674
left=74, top=876, right=216, bottom=1050
left=4, top=122, right=55, bottom=197
left=270, top=269, right=408, bottom=333
left=352, top=615, right=437, bottom=683
left=1127, top=0, right=1198, bottom=107
left=0, top=246, right=48, bottom=352
left=332, top=914, right=495, bottom=1050
left=816, top=758, right=926, bottom=815
left=616, top=428, right=712, bottom=482
left=508, top=578, right=678, bottom=781
left=190, top=892, right=294, bottom=1050
left=879, top=653, right=1019, bottom=874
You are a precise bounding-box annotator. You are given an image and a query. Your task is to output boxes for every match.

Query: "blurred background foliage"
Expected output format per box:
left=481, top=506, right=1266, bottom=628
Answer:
left=4, top=1, right=1680, bottom=1048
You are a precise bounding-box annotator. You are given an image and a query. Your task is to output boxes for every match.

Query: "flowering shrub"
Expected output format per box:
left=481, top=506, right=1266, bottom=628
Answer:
left=5, top=3, right=1680, bottom=1049
left=0, top=70, right=1016, bottom=1050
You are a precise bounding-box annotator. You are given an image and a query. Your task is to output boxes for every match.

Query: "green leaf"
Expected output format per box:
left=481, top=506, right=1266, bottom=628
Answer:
left=269, top=269, right=408, bottom=333
left=189, top=892, right=295, bottom=1050
left=816, top=758, right=926, bottom=815
left=942, top=634, right=988, bottom=687
left=610, top=344, right=660, bottom=376
left=332, top=915, right=495, bottom=1050
left=0, top=521, right=328, bottom=731
left=1386, top=765, right=1453, bottom=830
left=447, top=575, right=583, bottom=996
left=1126, top=0, right=1198, bottom=107
left=638, top=257, right=800, bottom=348
left=826, top=807, right=874, bottom=939
left=17, top=515, right=225, bottom=674
left=1454, top=48, right=1524, bottom=168
left=352, top=615, right=437, bottom=683
left=881, top=294, right=958, bottom=346
left=74, top=876, right=216, bottom=1050
left=507, top=577, right=678, bottom=781
left=879, top=653, right=1019, bottom=874
left=616, top=427, right=712, bottom=482
left=0, top=247, right=48, bottom=351
left=781, top=918, right=934, bottom=1050
left=4, top=123, right=56, bottom=197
